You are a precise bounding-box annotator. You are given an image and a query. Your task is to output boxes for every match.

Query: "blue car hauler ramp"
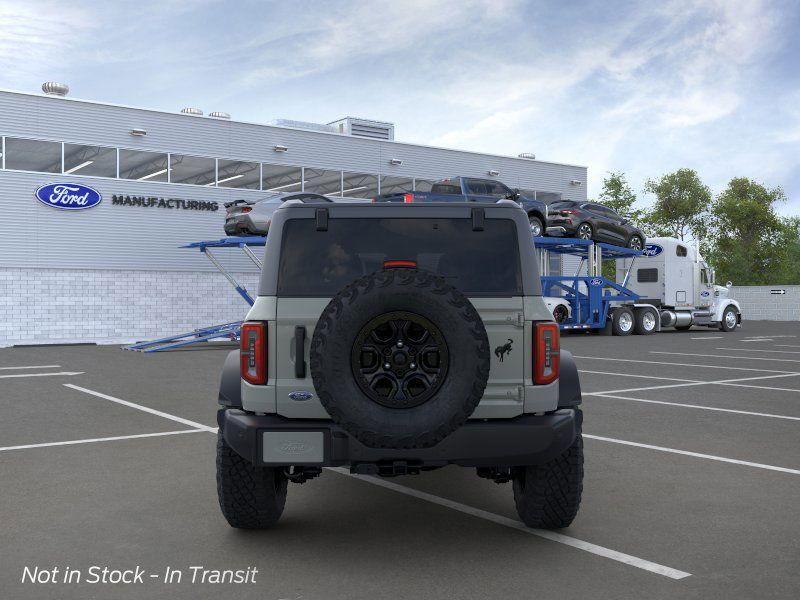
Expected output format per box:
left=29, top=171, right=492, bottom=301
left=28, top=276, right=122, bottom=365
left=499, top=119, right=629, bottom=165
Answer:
left=533, top=237, right=643, bottom=331
left=125, top=236, right=266, bottom=352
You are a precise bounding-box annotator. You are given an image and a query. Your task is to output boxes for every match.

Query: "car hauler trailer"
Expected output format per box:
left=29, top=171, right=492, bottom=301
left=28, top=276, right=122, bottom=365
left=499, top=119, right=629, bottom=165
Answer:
left=535, top=236, right=742, bottom=335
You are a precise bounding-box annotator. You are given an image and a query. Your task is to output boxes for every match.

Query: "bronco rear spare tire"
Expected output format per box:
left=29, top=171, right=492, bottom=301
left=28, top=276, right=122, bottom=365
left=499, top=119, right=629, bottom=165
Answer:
left=310, top=268, right=490, bottom=449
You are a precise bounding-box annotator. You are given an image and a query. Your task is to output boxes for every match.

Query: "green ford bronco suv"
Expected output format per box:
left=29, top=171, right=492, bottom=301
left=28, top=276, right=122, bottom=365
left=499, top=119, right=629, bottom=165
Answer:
left=216, top=201, right=583, bottom=529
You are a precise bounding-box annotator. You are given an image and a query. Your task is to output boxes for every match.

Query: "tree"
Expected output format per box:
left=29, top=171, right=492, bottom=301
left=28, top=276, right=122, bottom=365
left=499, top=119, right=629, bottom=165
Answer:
left=598, top=171, right=643, bottom=224
left=642, top=169, right=711, bottom=241
left=706, top=178, right=788, bottom=285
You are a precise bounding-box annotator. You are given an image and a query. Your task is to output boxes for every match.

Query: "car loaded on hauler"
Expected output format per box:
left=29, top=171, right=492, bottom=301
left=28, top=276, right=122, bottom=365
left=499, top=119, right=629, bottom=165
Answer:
left=216, top=200, right=583, bottom=530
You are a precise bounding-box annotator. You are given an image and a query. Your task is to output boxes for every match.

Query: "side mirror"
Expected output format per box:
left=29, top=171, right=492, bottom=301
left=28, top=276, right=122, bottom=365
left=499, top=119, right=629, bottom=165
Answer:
left=726, top=281, right=732, bottom=288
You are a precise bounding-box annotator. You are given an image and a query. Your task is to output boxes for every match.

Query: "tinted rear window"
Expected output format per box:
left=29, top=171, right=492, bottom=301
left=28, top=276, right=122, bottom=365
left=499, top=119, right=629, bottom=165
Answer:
left=277, top=217, right=522, bottom=296
left=430, top=183, right=462, bottom=194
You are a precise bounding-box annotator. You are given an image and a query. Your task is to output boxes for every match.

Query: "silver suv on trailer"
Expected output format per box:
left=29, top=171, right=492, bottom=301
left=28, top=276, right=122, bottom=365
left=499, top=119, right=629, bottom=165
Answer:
left=216, top=201, right=584, bottom=529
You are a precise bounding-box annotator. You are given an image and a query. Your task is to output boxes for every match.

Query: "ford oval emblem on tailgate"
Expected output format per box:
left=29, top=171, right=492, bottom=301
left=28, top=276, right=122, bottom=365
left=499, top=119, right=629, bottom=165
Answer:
left=288, top=391, right=313, bottom=401
left=35, top=183, right=102, bottom=210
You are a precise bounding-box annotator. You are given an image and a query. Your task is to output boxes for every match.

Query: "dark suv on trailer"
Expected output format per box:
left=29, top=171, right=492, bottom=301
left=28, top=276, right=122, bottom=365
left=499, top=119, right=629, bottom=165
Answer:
left=216, top=200, right=584, bottom=530
left=547, top=200, right=646, bottom=250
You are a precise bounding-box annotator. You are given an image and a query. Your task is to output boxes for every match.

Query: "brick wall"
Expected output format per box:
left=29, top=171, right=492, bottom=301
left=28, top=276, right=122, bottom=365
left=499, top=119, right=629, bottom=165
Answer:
left=729, top=285, right=800, bottom=321
left=0, top=268, right=259, bottom=347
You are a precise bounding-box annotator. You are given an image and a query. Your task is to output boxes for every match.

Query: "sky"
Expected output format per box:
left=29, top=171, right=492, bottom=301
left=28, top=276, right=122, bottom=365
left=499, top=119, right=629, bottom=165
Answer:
left=1, top=0, right=799, bottom=213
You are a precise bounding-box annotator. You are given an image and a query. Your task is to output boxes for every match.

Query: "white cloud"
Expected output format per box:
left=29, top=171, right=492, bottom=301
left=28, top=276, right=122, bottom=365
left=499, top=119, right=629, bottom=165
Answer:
left=0, top=1, right=90, bottom=82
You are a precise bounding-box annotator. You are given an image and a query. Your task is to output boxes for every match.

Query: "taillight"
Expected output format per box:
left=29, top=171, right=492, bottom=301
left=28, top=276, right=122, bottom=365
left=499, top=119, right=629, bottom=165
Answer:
left=560, top=209, right=577, bottom=215
left=240, top=321, right=267, bottom=385
left=533, top=322, right=560, bottom=385
left=403, top=193, right=414, bottom=203
left=241, top=206, right=252, bottom=213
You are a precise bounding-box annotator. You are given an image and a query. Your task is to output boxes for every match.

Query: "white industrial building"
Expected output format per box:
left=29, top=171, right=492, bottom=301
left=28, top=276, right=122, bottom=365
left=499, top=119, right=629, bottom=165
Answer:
left=0, top=84, right=587, bottom=346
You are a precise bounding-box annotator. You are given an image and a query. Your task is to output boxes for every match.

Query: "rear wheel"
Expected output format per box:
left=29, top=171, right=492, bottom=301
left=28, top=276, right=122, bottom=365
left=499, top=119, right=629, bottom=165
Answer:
left=576, top=223, right=593, bottom=240
left=513, top=414, right=584, bottom=529
left=627, top=235, right=644, bottom=251
left=216, top=431, right=288, bottom=529
left=634, top=308, right=657, bottom=335
left=529, top=215, right=544, bottom=237
left=612, top=307, right=634, bottom=336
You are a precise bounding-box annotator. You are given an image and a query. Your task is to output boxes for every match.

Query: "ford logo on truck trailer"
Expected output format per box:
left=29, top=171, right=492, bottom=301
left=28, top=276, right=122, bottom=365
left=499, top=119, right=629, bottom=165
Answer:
left=35, top=183, right=102, bottom=210
left=642, top=244, right=663, bottom=257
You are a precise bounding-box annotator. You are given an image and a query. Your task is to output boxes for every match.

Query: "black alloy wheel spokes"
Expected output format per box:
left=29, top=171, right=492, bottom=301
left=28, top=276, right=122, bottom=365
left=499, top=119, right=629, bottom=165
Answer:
left=352, top=311, right=449, bottom=408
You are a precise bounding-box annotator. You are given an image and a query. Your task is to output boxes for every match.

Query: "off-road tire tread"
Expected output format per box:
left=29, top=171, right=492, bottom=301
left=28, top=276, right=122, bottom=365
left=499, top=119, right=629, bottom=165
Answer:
left=310, top=268, right=490, bottom=449
left=216, top=432, right=288, bottom=529
left=512, top=418, right=584, bottom=529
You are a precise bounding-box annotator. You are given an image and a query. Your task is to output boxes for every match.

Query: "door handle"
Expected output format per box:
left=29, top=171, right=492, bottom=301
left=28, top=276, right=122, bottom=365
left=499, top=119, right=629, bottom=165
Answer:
left=294, top=326, right=306, bottom=378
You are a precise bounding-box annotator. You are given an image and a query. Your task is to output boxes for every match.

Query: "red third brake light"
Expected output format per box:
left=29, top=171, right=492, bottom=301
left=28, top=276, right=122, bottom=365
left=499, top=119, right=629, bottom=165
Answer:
left=240, top=322, right=267, bottom=385
left=533, top=322, right=560, bottom=385
left=403, top=193, right=414, bottom=203
left=383, top=260, right=417, bottom=269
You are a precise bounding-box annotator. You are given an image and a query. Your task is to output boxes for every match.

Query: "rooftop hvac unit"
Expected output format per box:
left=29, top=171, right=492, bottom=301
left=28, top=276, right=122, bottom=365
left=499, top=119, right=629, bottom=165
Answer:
left=268, top=119, right=337, bottom=134
left=328, top=117, right=395, bottom=141
left=209, top=111, right=231, bottom=119
left=180, top=107, right=203, bottom=116
left=518, top=152, right=536, bottom=160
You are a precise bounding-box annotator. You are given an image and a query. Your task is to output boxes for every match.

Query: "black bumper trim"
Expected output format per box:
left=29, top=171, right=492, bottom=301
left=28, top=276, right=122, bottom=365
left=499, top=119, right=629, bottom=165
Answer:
left=219, top=409, right=580, bottom=468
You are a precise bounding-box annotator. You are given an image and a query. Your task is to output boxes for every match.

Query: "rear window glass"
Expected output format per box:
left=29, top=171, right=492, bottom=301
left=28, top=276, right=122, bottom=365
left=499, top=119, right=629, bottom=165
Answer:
left=430, top=184, right=462, bottom=195
left=277, top=218, right=522, bottom=296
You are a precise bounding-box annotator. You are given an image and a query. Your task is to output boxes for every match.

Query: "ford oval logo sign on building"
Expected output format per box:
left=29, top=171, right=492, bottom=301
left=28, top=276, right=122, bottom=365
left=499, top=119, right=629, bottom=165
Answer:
left=35, top=183, right=102, bottom=210
left=642, top=244, right=663, bottom=257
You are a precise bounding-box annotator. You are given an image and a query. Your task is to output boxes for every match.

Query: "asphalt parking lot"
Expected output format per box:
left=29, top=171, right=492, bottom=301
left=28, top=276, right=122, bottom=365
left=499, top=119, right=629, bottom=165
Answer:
left=1, top=321, right=799, bottom=599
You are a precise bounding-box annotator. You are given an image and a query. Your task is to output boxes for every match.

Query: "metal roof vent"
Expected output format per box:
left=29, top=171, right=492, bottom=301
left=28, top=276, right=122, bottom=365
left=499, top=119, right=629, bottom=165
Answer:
left=180, top=107, right=203, bottom=116
left=328, top=117, right=395, bottom=141
left=518, top=152, right=536, bottom=160
left=42, top=82, right=69, bottom=96
left=209, top=111, right=230, bottom=119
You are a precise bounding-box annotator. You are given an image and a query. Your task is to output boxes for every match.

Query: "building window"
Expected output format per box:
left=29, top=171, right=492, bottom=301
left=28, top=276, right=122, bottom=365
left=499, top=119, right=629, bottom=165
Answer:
left=304, top=168, right=342, bottom=196
left=217, top=159, right=260, bottom=189
left=262, top=164, right=302, bottom=193
left=63, top=144, right=117, bottom=177
left=4, top=137, right=61, bottom=173
left=379, top=175, right=413, bottom=195
left=119, top=149, right=169, bottom=182
left=342, top=172, right=379, bottom=198
left=170, top=154, right=216, bottom=186
left=414, top=178, right=436, bottom=192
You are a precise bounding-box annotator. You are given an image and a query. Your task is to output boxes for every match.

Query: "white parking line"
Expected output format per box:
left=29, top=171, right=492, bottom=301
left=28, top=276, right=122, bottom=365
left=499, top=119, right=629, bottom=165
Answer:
left=0, top=371, right=84, bottom=379
left=586, top=372, right=800, bottom=396
left=651, top=351, right=800, bottom=364
left=0, top=429, right=204, bottom=453
left=690, top=336, right=723, bottom=340
left=715, top=348, right=800, bottom=355
left=579, top=370, right=701, bottom=383
left=740, top=339, right=773, bottom=343
left=572, top=355, right=798, bottom=374
left=64, top=384, right=218, bottom=432
left=330, top=467, right=691, bottom=580
left=584, top=435, right=800, bottom=475
left=776, top=344, right=800, bottom=349
left=0, top=365, right=61, bottom=370
left=585, top=393, right=800, bottom=421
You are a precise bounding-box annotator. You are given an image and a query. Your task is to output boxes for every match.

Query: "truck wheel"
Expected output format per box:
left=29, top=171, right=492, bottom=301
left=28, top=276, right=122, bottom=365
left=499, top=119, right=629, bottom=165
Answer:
left=528, top=215, right=544, bottom=237
left=627, top=235, right=644, bottom=251
left=513, top=413, right=583, bottom=529
left=216, top=431, right=288, bottom=529
left=611, top=308, right=634, bottom=336
left=633, top=308, right=657, bottom=335
left=552, top=304, right=569, bottom=324
left=310, top=268, right=490, bottom=449
left=719, top=306, right=739, bottom=332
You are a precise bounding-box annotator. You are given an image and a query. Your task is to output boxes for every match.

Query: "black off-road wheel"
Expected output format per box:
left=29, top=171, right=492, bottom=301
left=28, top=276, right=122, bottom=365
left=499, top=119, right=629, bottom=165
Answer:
left=216, top=431, right=288, bottom=529
left=512, top=413, right=584, bottom=529
left=310, top=268, right=490, bottom=449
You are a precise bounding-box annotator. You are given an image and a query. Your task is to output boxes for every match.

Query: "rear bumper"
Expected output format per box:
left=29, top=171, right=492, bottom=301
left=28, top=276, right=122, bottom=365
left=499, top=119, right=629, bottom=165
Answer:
left=219, top=408, right=580, bottom=469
